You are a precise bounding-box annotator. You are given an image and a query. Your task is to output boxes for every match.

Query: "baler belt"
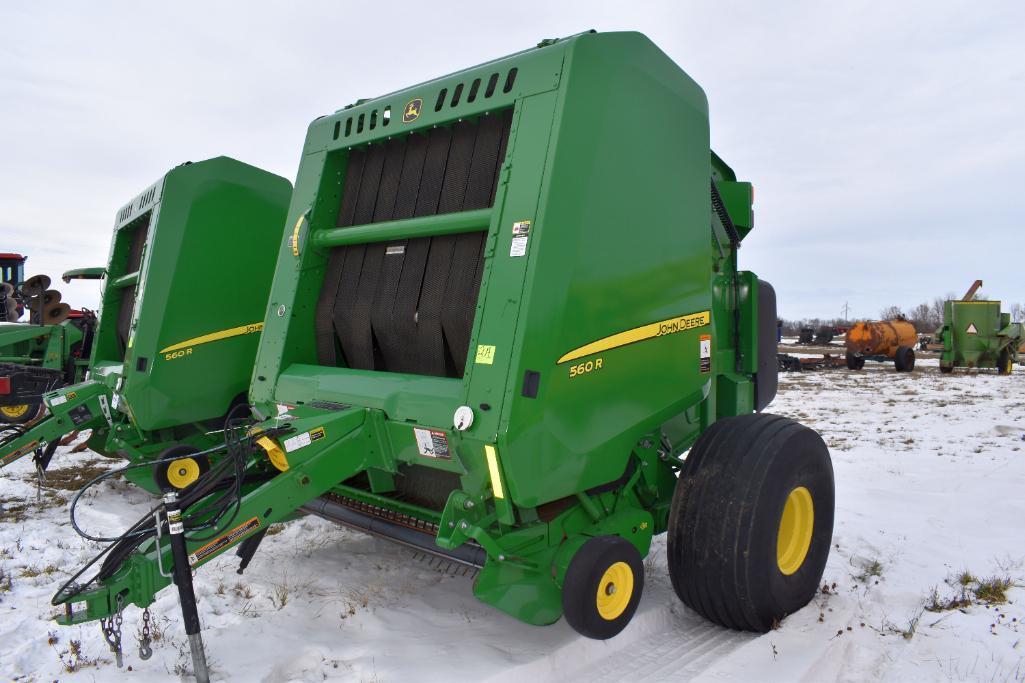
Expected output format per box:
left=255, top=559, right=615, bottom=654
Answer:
left=316, top=110, right=511, bottom=378
left=115, top=217, right=150, bottom=356
left=124, top=217, right=149, bottom=273
left=116, top=285, right=136, bottom=354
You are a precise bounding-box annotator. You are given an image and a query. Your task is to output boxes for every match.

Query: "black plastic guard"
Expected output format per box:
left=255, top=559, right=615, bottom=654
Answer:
left=755, top=279, right=778, bottom=412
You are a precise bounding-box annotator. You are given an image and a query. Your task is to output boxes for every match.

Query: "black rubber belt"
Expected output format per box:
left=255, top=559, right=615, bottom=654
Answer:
left=314, top=112, right=511, bottom=377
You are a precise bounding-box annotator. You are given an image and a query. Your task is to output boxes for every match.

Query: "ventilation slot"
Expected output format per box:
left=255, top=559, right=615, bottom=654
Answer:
left=316, top=109, right=513, bottom=378
left=503, top=68, right=517, bottom=93
left=136, top=186, right=156, bottom=211
left=485, top=73, right=499, bottom=98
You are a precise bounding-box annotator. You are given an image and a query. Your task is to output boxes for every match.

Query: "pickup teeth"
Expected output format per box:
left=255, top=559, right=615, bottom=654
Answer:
left=410, top=551, right=477, bottom=577
left=324, top=492, right=441, bottom=535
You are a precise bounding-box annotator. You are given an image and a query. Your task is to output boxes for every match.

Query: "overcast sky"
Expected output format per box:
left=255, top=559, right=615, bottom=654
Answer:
left=1, top=1, right=1022, bottom=320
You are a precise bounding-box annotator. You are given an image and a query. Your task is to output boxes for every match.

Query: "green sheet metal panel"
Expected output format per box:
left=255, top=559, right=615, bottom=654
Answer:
left=251, top=31, right=755, bottom=507
left=90, top=158, right=291, bottom=430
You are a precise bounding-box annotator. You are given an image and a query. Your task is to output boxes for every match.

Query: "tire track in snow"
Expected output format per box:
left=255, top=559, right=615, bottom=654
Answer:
left=487, top=583, right=755, bottom=682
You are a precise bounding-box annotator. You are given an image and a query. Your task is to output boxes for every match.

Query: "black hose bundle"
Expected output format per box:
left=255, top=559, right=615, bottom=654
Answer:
left=52, top=404, right=272, bottom=606
left=0, top=422, right=30, bottom=448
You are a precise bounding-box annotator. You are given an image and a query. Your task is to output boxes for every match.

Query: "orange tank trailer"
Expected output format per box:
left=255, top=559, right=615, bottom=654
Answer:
left=844, top=320, right=918, bottom=372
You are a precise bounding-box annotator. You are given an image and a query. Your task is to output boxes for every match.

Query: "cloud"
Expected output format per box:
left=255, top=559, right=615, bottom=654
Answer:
left=1, top=0, right=1022, bottom=319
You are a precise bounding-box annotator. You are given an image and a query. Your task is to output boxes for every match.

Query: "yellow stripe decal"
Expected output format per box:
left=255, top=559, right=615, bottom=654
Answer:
left=160, top=322, right=264, bottom=354
left=291, top=214, right=305, bottom=257
left=484, top=444, right=505, bottom=499
left=557, top=310, right=711, bottom=364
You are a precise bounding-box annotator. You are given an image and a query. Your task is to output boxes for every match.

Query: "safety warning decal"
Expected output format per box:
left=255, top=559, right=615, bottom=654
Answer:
left=188, top=516, right=261, bottom=566
left=510, top=220, right=531, bottom=257
left=414, top=427, right=450, bottom=459
left=283, top=426, right=326, bottom=453
left=966, top=323, right=978, bottom=335
left=699, top=334, right=711, bottom=373
left=1, top=440, right=39, bottom=467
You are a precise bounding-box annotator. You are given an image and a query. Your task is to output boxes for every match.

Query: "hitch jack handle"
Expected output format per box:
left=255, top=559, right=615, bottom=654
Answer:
left=163, top=491, right=210, bottom=683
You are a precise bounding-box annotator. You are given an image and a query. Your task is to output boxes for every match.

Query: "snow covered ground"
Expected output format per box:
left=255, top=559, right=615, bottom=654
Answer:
left=1, top=360, right=1023, bottom=682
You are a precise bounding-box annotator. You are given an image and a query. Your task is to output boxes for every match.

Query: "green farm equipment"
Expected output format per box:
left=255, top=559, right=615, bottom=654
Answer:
left=936, top=281, right=1023, bottom=374
left=0, top=157, right=290, bottom=486
left=49, top=32, right=834, bottom=674
left=0, top=268, right=103, bottom=424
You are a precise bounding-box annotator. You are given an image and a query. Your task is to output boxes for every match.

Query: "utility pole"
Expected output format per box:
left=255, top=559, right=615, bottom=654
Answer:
left=840, top=301, right=850, bottom=322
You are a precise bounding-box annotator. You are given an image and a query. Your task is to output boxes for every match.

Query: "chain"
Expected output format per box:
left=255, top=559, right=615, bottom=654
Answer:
left=138, top=607, right=153, bottom=660
left=100, top=593, right=125, bottom=668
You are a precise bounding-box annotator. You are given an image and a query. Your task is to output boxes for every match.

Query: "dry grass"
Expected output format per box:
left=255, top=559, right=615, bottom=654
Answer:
left=54, top=638, right=97, bottom=673
left=925, top=571, right=1016, bottom=612
left=43, top=460, right=112, bottom=491
left=854, top=558, right=884, bottom=584
left=20, top=563, right=59, bottom=578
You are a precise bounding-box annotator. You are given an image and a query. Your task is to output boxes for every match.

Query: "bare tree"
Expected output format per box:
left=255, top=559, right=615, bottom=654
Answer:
left=879, top=305, right=904, bottom=321
left=908, top=302, right=932, bottom=332
left=1010, top=302, right=1024, bottom=322
left=930, top=297, right=946, bottom=329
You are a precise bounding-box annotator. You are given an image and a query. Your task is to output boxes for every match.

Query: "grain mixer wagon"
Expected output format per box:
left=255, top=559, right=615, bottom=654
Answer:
left=935, top=281, right=1023, bottom=374
left=0, top=157, right=290, bottom=487
left=49, top=32, right=834, bottom=675
left=0, top=269, right=102, bottom=424
left=845, top=318, right=918, bottom=371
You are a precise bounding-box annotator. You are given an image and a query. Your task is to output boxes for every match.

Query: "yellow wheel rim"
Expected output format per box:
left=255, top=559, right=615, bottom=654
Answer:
left=776, top=486, right=815, bottom=576
left=595, top=561, right=634, bottom=621
left=166, top=457, right=201, bottom=489
left=1, top=404, right=30, bottom=419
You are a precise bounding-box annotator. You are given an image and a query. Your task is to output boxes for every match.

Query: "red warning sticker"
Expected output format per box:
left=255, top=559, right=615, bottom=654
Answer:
left=188, top=516, right=261, bottom=566
left=413, top=427, right=450, bottom=458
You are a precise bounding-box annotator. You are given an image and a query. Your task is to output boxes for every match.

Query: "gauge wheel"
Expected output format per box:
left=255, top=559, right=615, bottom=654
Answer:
left=562, top=535, right=644, bottom=640
left=153, top=445, right=210, bottom=492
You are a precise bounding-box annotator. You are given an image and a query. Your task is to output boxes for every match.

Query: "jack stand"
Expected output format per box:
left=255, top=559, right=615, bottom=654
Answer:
left=163, top=491, right=210, bottom=683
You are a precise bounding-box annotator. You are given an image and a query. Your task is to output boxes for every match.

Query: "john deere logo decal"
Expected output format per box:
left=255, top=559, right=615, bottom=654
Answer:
left=403, top=98, right=422, bottom=123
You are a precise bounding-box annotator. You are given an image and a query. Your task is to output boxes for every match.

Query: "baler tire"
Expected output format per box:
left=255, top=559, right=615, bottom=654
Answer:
left=939, top=365, right=954, bottom=374
left=997, top=350, right=1013, bottom=375
left=153, top=445, right=210, bottom=492
left=562, top=535, right=644, bottom=640
left=666, top=413, right=834, bottom=632
left=0, top=401, right=42, bottom=424
left=845, top=353, right=864, bottom=371
left=894, top=346, right=914, bottom=372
